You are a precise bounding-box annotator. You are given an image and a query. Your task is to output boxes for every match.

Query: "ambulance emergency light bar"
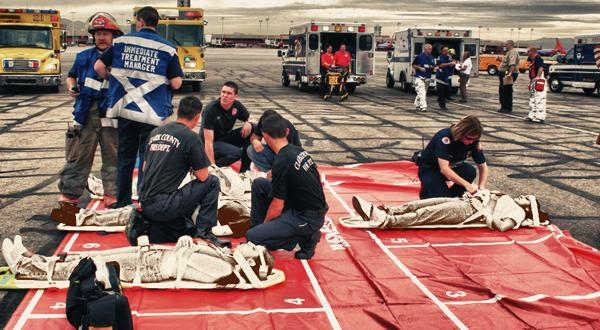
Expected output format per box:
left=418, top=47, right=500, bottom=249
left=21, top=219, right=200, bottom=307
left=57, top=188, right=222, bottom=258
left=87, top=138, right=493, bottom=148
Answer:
left=412, top=28, right=471, bottom=38
left=0, top=8, right=58, bottom=14
left=309, top=23, right=366, bottom=33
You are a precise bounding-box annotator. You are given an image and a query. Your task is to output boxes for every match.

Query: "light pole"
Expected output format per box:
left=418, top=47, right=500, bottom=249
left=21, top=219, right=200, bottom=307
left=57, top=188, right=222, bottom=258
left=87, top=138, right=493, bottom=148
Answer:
left=220, top=16, right=224, bottom=43
left=478, top=25, right=482, bottom=39
left=70, top=11, right=75, bottom=45
left=517, top=27, right=522, bottom=48
left=530, top=28, right=534, bottom=43
left=259, top=19, right=263, bottom=34
left=265, top=17, right=270, bottom=42
left=396, top=22, right=400, bottom=31
left=510, top=28, right=514, bottom=40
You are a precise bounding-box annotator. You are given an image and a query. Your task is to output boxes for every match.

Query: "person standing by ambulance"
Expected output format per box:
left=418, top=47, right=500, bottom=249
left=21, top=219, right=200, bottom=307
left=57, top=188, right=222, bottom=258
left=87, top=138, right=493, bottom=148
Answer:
left=332, top=43, right=352, bottom=70
left=526, top=47, right=547, bottom=123
left=412, top=44, right=435, bottom=112
left=57, top=13, right=123, bottom=205
left=436, top=46, right=455, bottom=111
left=320, top=45, right=334, bottom=94
left=94, top=6, right=183, bottom=207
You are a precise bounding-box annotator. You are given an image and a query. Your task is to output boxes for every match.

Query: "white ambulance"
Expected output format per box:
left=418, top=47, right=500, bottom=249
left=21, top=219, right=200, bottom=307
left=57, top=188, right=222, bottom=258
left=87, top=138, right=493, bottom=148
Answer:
left=277, top=22, right=375, bottom=93
left=385, top=28, right=479, bottom=93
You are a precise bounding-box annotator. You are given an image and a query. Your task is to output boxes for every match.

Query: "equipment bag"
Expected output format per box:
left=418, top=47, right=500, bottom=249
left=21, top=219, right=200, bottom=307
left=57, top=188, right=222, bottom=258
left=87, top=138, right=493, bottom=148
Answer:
left=534, top=79, right=546, bottom=92
left=66, top=257, right=133, bottom=330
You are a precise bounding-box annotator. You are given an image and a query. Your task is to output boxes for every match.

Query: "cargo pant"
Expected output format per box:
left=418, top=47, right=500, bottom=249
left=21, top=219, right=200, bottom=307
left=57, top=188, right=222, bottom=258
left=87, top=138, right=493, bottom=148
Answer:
left=414, top=77, right=429, bottom=111
left=381, top=198, right=475, bottom=228
left=58, top=105, right=118, bottom=199
left=528, top=78, right=547, bottom=122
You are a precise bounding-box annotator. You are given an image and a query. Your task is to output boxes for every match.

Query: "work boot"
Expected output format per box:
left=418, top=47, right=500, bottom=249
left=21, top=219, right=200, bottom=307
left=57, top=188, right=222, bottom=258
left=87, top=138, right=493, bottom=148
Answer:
left=125, top=207, right=146, bottom=246
left=50, top=203, right=81, bottom=226
left=196, top=229, right=232, bottom=248
left=295, top=231, right=321, bottom=260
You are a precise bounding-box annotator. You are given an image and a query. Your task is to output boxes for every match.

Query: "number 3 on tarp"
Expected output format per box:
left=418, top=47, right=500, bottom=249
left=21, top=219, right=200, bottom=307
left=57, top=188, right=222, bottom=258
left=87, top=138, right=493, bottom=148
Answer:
left=391, top=238, right=408, bottom=244
left=284, top=298, right=305, bottom=305
left=445, top=291, right=467, bottom=298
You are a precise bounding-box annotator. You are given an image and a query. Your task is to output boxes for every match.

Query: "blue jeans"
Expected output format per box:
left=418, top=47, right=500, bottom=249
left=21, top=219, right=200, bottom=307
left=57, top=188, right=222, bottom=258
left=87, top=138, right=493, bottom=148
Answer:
left=247, top=144, right=276, bottom=172
left=246, top=178, right=325, bottom=251
left=212, top=127, right=253, bottom=172
left=116, top=118, right=155, bottom=207
left=418, top=163, right=477, bottom=199
left=141, top=175, right=220, bottom=243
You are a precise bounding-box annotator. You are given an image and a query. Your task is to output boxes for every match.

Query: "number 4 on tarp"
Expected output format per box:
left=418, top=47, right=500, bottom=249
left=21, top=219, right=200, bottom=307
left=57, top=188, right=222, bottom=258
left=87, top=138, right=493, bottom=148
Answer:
left=284, top=298, right=305, bottom=305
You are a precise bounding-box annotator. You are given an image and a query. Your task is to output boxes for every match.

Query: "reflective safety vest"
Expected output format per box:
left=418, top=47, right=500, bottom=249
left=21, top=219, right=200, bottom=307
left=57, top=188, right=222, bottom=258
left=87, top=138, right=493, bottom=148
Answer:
left=72, top=48, right=109, bottom=126
left=106, top=30, right=177, bottom=126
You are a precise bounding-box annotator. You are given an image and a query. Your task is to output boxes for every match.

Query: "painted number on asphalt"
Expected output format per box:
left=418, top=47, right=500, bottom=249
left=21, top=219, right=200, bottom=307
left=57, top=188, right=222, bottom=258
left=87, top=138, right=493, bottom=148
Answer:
left=445, top=291, right=467, bottom=298
left=284, top=298, right=305, bottom=305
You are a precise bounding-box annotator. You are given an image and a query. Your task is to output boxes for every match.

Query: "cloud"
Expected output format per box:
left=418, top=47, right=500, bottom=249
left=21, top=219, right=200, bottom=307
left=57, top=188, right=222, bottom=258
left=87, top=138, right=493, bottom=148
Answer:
left=7, top=0, right=600, bottom=39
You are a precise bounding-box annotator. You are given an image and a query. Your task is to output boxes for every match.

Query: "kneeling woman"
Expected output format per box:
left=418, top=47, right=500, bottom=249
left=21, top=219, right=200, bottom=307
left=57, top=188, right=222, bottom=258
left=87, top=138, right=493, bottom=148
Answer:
left=419, top=115, right=489, bottom=198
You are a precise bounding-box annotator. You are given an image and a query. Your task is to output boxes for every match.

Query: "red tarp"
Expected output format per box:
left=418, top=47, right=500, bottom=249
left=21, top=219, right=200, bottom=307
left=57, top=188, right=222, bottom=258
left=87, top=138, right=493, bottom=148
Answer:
left=6, top=161, right=600, bottom=329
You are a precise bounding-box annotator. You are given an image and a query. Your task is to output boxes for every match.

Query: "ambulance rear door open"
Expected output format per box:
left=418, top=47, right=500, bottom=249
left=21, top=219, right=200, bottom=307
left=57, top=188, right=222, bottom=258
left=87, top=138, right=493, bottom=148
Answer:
left=356, top=32, right=375, bottom=76
left=320, top=32, right=357, bottom=72
left=462, top=38, right=480, bottom=77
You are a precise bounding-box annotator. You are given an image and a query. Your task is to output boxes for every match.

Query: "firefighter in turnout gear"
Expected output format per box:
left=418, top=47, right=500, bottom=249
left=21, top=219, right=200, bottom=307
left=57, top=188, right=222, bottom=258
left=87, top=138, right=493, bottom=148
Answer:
left=94, top=6, right=184, bottom=207
left=526, top=47, right=547, bottom=123
left=57, top=12, right=124, bottom=205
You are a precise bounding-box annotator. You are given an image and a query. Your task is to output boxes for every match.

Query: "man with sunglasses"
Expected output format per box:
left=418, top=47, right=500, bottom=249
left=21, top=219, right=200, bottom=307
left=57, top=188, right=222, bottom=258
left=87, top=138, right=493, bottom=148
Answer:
left=418, top=116, right=489, bottom=199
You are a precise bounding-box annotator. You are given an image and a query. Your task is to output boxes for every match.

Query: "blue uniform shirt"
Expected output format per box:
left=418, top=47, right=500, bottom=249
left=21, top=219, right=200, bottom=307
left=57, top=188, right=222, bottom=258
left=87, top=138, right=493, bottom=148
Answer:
left=436, top=54, right=454, bottom=83
left=68, top=47, right=110, bottom=126
left=413, top=53, right=435, bottom=79
left=420, top=127, right=486, bottom=171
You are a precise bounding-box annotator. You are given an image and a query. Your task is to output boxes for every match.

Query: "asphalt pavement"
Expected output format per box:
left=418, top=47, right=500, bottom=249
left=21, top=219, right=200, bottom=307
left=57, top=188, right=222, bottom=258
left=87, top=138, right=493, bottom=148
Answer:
left=0, top=47, right=598, bottom=326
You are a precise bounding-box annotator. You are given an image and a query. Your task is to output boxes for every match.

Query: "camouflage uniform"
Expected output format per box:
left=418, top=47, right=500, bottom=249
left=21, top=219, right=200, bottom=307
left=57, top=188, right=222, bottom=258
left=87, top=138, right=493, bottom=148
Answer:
left=414, top=78, right=430, bottom=112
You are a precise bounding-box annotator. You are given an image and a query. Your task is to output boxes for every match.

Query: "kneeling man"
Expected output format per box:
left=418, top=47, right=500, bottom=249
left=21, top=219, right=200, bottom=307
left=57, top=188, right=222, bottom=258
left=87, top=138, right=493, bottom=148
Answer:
left=134, top=96, right=229, bottom=247
left=246, top=114, right=328, bottom=259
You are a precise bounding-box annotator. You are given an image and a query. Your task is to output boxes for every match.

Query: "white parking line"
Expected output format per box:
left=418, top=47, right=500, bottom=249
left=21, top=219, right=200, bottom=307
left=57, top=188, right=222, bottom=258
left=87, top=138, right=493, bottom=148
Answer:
left=26, top=307, right=329, bottom=319
left=301, top=260, right=342, bottom=330
left=322, top=175, right=468, bottom=330
left=385, top=233, right=556, bottom=248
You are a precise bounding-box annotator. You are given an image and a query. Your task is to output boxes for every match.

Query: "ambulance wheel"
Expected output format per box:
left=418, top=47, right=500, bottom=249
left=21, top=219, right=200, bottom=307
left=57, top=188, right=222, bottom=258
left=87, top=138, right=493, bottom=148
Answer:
left=487, top=65, right=498, bottom=76
left=583, top=87, right=597, bottom=96
left=281, top=73, right=290, bottom=87
left=548, top=77, right=563, bottom=93
left=519, top=69, right=527, bottom=74
left=346, top=84, right=356, bottom=94
left=400, top=76, right=412, bottom=93
left=386, top=71, right=395, bottom=88
left=192, top=82, right=201, bottom=92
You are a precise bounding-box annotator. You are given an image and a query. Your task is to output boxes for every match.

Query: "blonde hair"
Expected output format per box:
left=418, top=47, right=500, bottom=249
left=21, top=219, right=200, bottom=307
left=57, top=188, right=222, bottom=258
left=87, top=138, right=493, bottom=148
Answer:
left=451, top=115, right=483, bottom=140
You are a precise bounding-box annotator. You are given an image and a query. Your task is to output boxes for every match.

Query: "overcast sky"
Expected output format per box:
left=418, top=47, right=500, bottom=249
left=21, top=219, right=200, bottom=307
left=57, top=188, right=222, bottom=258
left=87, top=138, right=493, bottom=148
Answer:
left=4, top=0, right=600, bottom=40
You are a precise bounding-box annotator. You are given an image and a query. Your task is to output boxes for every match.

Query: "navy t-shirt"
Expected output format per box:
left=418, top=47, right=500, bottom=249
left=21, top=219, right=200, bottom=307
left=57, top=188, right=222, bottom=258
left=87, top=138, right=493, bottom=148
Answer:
left=412, top=53, right=435, bottom=79
left=271, top=144, right=327, bottom=211
left=436, top=54, right=454, bottom=83
left=255, top=118, right=302, bottom=147
left=420, top=127, right=486, bottom=170
left=200, top=99, right=250, bottom=141
left=140, top=122, right=209, bottom=200
left=529, top=55, right=544, bottom=79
